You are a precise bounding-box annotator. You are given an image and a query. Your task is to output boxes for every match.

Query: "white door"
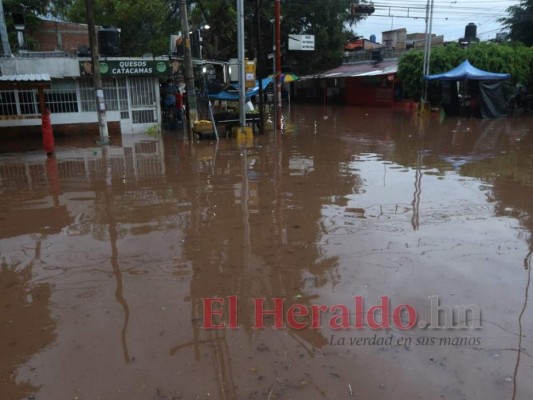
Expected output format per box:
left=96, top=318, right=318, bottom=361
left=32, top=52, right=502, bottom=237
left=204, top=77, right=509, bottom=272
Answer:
left=122, top=77, right=160, bottom=134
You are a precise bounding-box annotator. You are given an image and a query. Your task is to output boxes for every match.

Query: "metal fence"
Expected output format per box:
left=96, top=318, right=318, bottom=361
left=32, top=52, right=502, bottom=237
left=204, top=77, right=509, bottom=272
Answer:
left=0, top=77, right=155, bottom=117
left=79, top=77, right=128, bottom=112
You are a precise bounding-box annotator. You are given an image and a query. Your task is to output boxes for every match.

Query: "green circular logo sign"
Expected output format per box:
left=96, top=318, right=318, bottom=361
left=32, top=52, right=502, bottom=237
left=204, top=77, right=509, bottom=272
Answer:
left=156, top=62, right=167, bottom=73
left=99, top=62, right=109, bottom=74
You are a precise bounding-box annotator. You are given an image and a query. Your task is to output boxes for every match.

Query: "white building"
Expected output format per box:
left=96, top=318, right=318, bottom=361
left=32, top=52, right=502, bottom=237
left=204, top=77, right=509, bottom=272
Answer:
left=0, top=54, right=172, bottom=135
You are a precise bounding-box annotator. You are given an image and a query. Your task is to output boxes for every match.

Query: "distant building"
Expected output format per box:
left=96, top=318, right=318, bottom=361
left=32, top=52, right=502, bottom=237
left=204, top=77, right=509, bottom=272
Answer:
left=344, top=38, right=381, bottom=53
left=406, top=33, right=444, bottom=49
left=495, top=32, right=509, bottom=43
left=381, top=28, right=444, bottom=51
left=344, top=27, right=445, bottom=64
left=382, top=28, right=407, bottom=50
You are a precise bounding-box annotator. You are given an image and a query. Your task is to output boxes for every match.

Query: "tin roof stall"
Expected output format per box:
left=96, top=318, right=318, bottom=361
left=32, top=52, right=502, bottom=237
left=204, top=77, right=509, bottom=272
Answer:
left=425, top=60, right=511, bottom=118
left=295, top=59, right=400, bottom=107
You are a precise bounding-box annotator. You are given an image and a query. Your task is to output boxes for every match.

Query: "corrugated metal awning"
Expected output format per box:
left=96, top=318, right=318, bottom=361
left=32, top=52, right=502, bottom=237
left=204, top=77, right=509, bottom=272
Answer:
left=324, top=65, right=398, bottom=78
left=0, top=73, right=51, bottom=82
left=301, top=60, right=399, bottom=80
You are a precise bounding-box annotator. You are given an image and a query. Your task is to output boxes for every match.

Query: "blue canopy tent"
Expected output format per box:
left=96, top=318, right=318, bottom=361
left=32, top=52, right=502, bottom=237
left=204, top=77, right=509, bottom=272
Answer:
left=424, top=60, right=511, bottom=118
left=208, top=77, right=273, bottom=101
left=425, top=60, right=510, bottom=81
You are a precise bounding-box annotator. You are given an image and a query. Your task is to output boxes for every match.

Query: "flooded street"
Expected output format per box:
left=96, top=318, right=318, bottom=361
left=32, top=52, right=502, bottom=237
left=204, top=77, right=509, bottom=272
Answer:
left=1, top=104, right=533, bottom=400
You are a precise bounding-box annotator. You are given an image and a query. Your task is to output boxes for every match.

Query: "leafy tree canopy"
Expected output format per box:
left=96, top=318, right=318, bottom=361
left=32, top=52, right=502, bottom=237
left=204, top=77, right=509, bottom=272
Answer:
left=38, top=0, right=364, bottom=73
left=499, top=0, right=533, bottom=46
left=398, top=42, right=533, bottom=100
left=2, top=0, right=51, bottom=50
left=181, top=0, right=364, bottom=75
left=49, top=0, right=174, bottom=56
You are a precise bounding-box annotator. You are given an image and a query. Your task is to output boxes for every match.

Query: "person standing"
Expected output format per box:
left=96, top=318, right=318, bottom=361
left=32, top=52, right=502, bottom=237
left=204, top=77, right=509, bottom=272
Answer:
left=175, top=90, right=183, bottom=123
left=164, top=79, right=177, bottom=119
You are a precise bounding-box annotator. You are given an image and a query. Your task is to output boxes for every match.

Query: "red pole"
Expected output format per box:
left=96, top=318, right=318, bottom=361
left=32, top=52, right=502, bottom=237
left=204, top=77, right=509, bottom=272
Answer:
left=46, top=155, right=61, bottom=206
left=42, top=110, right=55, bottom=156
left=38, top=86, right=55, bottom=156
left=275, top=0, right=282, bottom=129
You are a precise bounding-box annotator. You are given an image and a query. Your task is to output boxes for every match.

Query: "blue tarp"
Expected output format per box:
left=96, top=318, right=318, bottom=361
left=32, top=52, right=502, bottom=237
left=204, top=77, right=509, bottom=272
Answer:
left=208, top=77, right=273, bottom=101
left=425, top=60, right=510, bottom=81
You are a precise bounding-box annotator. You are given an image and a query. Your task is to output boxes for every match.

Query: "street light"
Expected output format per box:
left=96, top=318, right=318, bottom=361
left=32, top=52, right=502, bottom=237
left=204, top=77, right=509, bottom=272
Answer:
left=200, top=66, right=209, bottom=119
left=202, top=66, right=208, bottom=94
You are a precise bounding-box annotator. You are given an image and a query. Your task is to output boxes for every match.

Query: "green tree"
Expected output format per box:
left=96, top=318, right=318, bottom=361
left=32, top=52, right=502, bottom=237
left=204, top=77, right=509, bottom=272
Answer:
left=187, top=0, right=237, bottom=61
left=397, top=49, right=425, bottom=100
left=465, top=42, right=533, bottom=85
left=397, top=43, right=465, bottom=100
left=499, top=0, right=533, bottom=46
left=276, top=0, right=358, bottom=74
left=2, top=0, right=49, bottom=15
left=51, top=0, right=175, bottom=56
left=188, top=0, right=362, bottom=74
left=42, top=0, right=363, bottom=73
left=398, top=42, right=533, bottom=100
left=2, top=0, right=51, bottom=50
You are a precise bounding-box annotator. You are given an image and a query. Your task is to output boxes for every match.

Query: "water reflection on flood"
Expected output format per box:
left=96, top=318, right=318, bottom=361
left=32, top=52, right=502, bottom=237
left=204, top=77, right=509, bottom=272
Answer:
left=0, top=105, right=532, bottom=399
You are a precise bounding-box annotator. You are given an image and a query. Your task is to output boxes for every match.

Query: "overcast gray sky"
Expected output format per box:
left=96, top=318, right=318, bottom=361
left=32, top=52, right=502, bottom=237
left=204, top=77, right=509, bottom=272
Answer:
left=352, top=0, right=518, bottom=42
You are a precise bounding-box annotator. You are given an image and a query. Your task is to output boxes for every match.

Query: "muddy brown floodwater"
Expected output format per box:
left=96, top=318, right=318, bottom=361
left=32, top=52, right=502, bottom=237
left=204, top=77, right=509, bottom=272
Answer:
left=1, top=104, right=533, bottom=400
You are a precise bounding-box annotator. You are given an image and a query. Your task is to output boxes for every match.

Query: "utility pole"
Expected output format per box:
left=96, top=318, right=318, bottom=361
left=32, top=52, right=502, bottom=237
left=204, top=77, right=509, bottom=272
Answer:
left=254, top=0, right=264, bottom=135
left=274, top=0, right=282, bottom=129
left=237, top=0, right=246, bottom=127
left=85, top=0, right=109, bottom=144
left=422, top=0, right=434, bottom=103
left=181, top=0, right=198, bottom=132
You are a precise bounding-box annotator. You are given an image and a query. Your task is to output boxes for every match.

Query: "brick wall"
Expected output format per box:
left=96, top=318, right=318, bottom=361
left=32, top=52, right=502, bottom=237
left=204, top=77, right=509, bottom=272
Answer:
left=31, top=20, right=90, bottom=54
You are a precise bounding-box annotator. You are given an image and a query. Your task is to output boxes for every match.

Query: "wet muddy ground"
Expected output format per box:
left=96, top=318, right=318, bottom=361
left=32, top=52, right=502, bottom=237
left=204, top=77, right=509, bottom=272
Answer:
left=1, top=105, right=532, bottom=399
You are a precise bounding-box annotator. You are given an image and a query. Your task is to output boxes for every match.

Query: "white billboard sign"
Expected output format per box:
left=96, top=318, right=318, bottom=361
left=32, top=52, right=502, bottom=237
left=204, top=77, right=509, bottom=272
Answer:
left=288, top=34, right=315, bottom=51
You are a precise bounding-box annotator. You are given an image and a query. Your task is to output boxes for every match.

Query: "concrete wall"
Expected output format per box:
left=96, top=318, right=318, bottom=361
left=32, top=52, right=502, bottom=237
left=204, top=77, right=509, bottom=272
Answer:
left=382, top=29, right=407, bottom=50
left=0, top=57, right=81, bottom=78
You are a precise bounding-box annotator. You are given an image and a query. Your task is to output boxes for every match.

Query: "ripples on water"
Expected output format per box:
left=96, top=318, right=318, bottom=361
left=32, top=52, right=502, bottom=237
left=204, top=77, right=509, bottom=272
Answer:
left=0, top=105, right=532, bottom=399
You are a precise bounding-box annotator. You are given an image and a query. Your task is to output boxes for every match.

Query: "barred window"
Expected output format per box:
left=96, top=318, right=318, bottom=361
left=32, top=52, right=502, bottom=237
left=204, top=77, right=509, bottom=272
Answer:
left=45, top=81, right=78, bottom=113
left=132, top=109, right=156, bottom=123
left=80, top=78, right=125, bottom=112
left=79, top=78, right=95, bottom=112
left=0, top=91, right=17, bottom=115
left=129, top=77, right=157, bottom=107
left=18, top=90, right=38, bottom=115
left=116, top=77, right=128, bottom=111
left=103, top=79, right=119, bottom=111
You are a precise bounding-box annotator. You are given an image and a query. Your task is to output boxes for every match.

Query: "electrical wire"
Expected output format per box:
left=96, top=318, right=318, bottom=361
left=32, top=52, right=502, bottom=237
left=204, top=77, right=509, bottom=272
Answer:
left=279, top=0, right=530, bottom=40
